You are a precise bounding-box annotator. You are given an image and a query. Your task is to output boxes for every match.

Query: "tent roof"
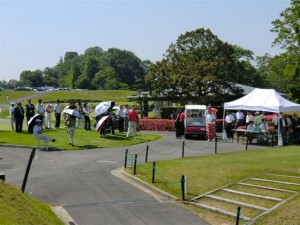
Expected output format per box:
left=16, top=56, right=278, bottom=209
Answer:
left=224, top=88, right=300, bottom=113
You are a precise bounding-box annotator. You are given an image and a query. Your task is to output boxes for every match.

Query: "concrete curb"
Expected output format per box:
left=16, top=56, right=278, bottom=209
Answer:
left=111, top=167, right=178, bottom=202
left=51, top=205, right=78, bottom=225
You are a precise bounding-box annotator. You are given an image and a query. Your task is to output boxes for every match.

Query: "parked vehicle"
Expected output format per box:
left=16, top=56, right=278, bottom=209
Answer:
left=184, top=105, right=207, bottom=139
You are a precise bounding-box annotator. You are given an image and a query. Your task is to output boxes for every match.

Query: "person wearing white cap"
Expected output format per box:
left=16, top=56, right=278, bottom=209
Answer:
left=33, top=119, right=55, bottom=151
left=9, top=102, right=15, bottom=130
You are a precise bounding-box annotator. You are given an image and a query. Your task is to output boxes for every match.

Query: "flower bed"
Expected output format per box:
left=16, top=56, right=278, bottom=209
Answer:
left=139, top=118, right=175, bottom=131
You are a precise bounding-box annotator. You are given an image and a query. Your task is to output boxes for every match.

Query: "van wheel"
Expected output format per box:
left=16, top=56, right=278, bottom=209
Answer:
left=185, top=134, right=190, bottom=139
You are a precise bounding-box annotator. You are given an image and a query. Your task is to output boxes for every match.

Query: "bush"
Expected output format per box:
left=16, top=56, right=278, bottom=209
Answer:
left=139, top=118, right=175, bottom=131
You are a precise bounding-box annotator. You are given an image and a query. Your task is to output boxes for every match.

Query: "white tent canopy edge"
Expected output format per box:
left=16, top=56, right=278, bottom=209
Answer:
left=223, top=88, right=300, bottom=146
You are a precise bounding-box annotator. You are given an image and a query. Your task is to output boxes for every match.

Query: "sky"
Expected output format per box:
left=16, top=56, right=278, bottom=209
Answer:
left=0, top=0, right=291, bottom=81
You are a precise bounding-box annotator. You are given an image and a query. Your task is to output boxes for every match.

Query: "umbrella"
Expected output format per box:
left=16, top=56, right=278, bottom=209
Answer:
left=95, top=101, right=112, bottom=117
left=96, top=115, right=110, bottom=132
left=27, top=114, right=44, bottom=133
left=63, top=108, right=83, bottom=119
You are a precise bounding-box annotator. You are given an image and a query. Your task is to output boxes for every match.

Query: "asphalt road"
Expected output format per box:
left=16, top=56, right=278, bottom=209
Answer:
left=0, top=131, right=268, bottom=225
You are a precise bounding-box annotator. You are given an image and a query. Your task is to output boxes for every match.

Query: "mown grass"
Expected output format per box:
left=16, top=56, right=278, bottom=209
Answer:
left=0, top=180, right=64, bottom=225
left=125, top=146, right=300, bottom=225
left=0, top=127, right=161, bottom=150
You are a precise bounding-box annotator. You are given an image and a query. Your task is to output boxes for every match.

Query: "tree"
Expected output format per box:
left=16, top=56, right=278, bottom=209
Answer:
left=19, top=70, right=43, bottom=87
left=145, top=28, right=242, bottom=104
left=107, top=48, right=145, bottom=89
left=92, top=66, right=119, bottom=90
left=75, top=75, right=91, bottom=89
left=270, top=0, right=300, bottom=102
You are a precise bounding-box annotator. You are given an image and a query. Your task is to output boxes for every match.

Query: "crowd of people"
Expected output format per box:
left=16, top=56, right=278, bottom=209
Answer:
left=224, top=110, right=300, bottom=145
left=8, top=98, right=141, bottom=150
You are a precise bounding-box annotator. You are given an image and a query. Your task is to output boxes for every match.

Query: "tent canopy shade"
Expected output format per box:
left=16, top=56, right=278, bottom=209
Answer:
left=224, top=88, right=300, bottom=113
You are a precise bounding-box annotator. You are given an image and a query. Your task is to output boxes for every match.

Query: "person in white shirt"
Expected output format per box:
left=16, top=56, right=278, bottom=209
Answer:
left=33, top=119, right=55, bottom=151
left=117, top=105, right=125, bottom=133
left=272, top=113, right=279, bottom=130
left=235, top=109, right=245, bottom=129
left=54, top=100, right=61, bottom=129
left=36, top=99, right=45, bottom=128
left=225, top=111, right=235, bottom=139
left=206, top=107, right=216, bottom=142
left=9, top=102, right=15, bottom=130
left=44, top=104, right=52, bottom=129
left=83, top=103, right=91, bottom=130
left=245, top=111, right=254, bottom=127
left=258, top=119, right=270, bottom=143
left=123, top=104, right=129, bottom=131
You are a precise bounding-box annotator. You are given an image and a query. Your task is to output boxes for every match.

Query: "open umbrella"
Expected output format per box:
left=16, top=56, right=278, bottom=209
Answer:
left=96, top=115, right=110, bottom=132
left=27, top=114, right=44, bottom=133
left=95, top=101, right=112, bottom=117
left=63, top=108, right=83, bottom=119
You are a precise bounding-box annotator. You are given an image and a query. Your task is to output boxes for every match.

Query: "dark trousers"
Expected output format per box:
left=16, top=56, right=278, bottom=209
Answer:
left=118, top=117, right=124, bottom=132
left=225, top=123, right=233, bottom=139
left=175, top=121, right=181, bottom=138
left=55, top=113, right=61, bottom=128
left=16, top=117, right=24, bottom=133
left=84, top=115, right=91, bottom=130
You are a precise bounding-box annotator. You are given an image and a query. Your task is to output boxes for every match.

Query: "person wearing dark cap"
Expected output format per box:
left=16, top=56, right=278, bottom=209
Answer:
left=33, top=119, right=55, bottom=151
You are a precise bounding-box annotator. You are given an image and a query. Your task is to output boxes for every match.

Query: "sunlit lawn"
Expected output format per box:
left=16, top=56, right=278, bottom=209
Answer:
left=0, top=123, right=161, bottom=150
left=125, top=146, right=300, bottom=225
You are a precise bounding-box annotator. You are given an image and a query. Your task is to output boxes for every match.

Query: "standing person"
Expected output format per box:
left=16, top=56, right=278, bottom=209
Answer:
left=36, top=99, right=45, bottom=128
left=245, top=111, right=254, bottom=127
left=108, top=107, right=115, bottom=135
left=83, top=103, right=91, bottom=130
left=235, top=109, right=245, bottom=128
left=291, top=113, right=300, bottom=144
left=44, top=103, right=52, bottom=129
left=33, top=119, right=55, bottom=151
left=272, top=112, right=280, bottom=130
left=206, top=107, right=216, bottom=142
left=54, top=100, right=61, bottom=129
left=76, top=102, right=84, bottom=128
left=9, top=102, right=15, bottom=131
left=179, top=109, right=185, bottom=137
left=175, top=109, right=183, bottom=138
left=126, top=105, right=139, bottom=139
left=225, top=111, right=235, bottom=140
left=117, top=105, right=125, bottom=133
left=123, top=104, right=129, bottom=131
left=25, top=99, right=35, bottom=124
left=279, top=113, right=288, bottom=145
left=6, top=95, right=9, bottom=103
left=64, top=101, right=77, bottom=146
left=14, top=102, right=24, bottom=133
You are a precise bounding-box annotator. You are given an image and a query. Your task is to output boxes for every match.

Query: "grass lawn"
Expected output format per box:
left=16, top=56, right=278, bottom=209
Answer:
left=126, top=146, right=300, bottom=225
left=0, top=180, right=64, bottom=225
left=0, top=127, right=161, bottom=150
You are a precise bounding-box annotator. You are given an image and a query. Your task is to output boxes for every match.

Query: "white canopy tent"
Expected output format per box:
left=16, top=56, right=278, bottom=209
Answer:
left=223, top=88, right=300, bottom=146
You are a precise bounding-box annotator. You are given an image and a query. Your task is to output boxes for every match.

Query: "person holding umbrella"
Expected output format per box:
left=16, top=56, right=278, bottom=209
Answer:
left=64, top=101, right=77, bottom=146
left=33, top=119, right=55, bottom=151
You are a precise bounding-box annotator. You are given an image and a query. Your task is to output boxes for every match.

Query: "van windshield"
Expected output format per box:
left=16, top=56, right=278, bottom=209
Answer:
left=186, top=117, right=206, bottom=126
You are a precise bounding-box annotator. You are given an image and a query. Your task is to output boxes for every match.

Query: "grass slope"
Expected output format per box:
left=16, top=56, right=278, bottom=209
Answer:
left=0, top=180, right=63, bottom=225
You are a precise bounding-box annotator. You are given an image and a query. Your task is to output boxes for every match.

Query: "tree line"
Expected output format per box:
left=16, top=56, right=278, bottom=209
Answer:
left=1, top=0, right=299, bottom=104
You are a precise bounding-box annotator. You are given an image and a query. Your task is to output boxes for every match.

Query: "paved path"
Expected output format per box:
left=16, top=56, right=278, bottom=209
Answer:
left=0, top=132, right=269, bottom=225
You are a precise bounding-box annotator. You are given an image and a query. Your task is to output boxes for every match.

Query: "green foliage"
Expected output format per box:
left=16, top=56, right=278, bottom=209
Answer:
left=145, top=28, right=244, bottom=105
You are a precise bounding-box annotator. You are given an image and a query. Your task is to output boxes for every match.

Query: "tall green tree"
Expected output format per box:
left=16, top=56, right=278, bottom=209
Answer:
left=107, top=48, right=145, bottom=89
left=19, top=70, right=43, bottom=87
left=145, top=28, right=242, bottom=104
left=270, top=0, right=300, bottom=102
